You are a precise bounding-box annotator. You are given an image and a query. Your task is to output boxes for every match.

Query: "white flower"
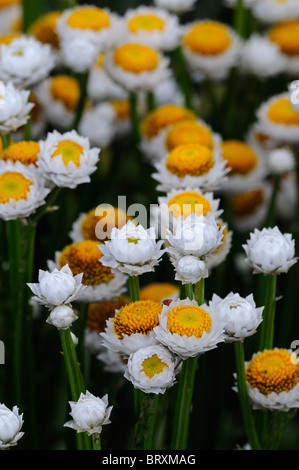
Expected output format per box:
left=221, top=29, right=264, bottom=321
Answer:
left=241, top=34, right=286, bottom=78
left=206, top=220, right=233, bottom=272
left=0, top=3, right=22, bottom=36
left=27, top=264, right=86, bottom=309
left=0, top=35, right=56, bottom=88
left=123, top=6, right=182, bottom=52
left=153, top=0, right=197, bottom=13
left=46, top=305, right=78, bottom=330
left=59, top=35, right=98, bottom=73
left=87, top=56, right=128, bottom=103
left=0, top=404, right=24, bottom=449
left=37, top=130, right=100, bottom=189
left=124, top=344, right=178, bottom=394
left=251, top=0, right=299, bottom=25
left=64, top=391, right=112, bottom=436
left=172, top=255, right=209, bottom=285
left=208, top=292, right=264, bottom=342
left=0, top=160, right=50, bottom=221
left=78, top=102, right=116, bottom=148
left=267, top=147, right=295, bottom=175
left=243, top=226, right=297, bottom=275
left=153, top=298, right=225, bottom=359
left=276, top=171, right=297, bottom=221
left=104, top=42, right=171, bottom=93
left=99, top=221, right=165, bottom=276
left=0, top=81, right=34, bottom=134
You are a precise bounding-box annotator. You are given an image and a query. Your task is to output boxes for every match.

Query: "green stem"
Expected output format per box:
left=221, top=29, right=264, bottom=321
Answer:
left=2, top=133, right=11, bottom=150
left=184, top=283, right=193, bottom=300
left=146, top=91, right=156, bottom=113
left=33, top=187, right=61, bottom=224
left=72, top=72, right=89, bottom=132
left=92, top=433, right=102, bottom=450
left=194, top=279, right=205, bottom=305
left=264, top=175, right=279, bottom=228
left=234, top=341, right=261, bottom=450
left=135, top=393, right=161, bottom=450
left=174, top=46, right=194, bottom=111
left=234, top=0, right=247, bottom=38
left=258, top=275, right=277, bottom=352
left=129, top=92, right=140, bottom=145
left=129, top=275, right=140, bottom=302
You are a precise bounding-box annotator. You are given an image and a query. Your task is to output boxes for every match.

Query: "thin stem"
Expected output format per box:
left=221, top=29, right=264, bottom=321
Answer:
left=234, top=0, right=247, bottom=38
left=129, top=92, right=140, bottom=145
left=92, top=433, right=102, bottom=450
left=33, top=187, right=61, bottom=224
left=264, top=175, right=279, bottom=228
left=184, top=283, right=193, bottom=300
left=2, top=133, right=11, bottom=150
left=194, top=279, right=205, bottom=305
left=174, top=46, right=194, bottom=111
left=258, top=275, right=277, bottom=351
left=234, top=341, right=261, bottom=450
left=146, top=91, right=156, bottom=113
left=135, top=393, right=161, bottom=450
left=129, top=275, right=140, bottom=302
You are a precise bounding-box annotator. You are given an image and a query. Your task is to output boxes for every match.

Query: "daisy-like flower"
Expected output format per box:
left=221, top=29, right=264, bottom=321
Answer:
left=99, top=221, right=165, bottom=277
left=100, top=299, right=163, bottom=356
left=0, top=140, right=40, bottom=170
left=243, top=226, right=297, bottom=275
left=238, top=348, right=299, bottom=412
left=0, top=160, right=50, bottom=221
left=0, top=403, right=24, bottom=449
left=231, top=184, right=272, bottom=232
left=27, top=264, right=86, bottom=310
left=124, top=344, right=178, bottom=394
left=206, top=218, right=233, bottom=272
left=153, top=298, right=225, bottom=359
left=241, top=34, right=286, bottom=78
left=252, top=0, right=299, bottom=25
left=49, top=240, right=128, bottom=303
left=152, top=142, right=229, bottom=193
left=0, top=81, right=34, bottom=134
left=37, top=130, right=100, bottom=189
left=123, top=6, right=182, bottom=52
left=64, top=391, right=113, bottom=436
left=267, top=147, right=295, bottom=175
left=140, top=282, right=179, bottom=303
left=153, top=0, right=197, bottom=13
left=182, top=20, right=242, bottom=80
left=104, top=42, right=171, bottom=93
left=87, top=54, right=128, bottom=103
left=59, top=35, right=99, bottom=73
left=78, top=102, right=116, bottom=148
left=171, top=255, right=209, bottom=285
left=35, top=74, right=81, bottom=131
left=268, top=20, right=299, bottom=75
left=0, top=35, right=56, bottom=88
left=29, top=10, right=61, bottom=50
left=219, top=139, right=266, bottom=194
left=0, top=0, right=21, bottom=37
left=209, top=292, right=263, bottom=342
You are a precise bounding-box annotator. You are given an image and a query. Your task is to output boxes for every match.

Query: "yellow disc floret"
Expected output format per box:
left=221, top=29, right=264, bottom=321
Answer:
left=128, top=14, right=165, bottom=32
left=168, top=191, right=212, bottom=219
left=0, top=171, right=32, bottom=203
left=58, top=240, right=114, bottom=286
left=232, top=188, right=264, bottom=218
left=166, top=120, right=214, bottom=151
left=112, top=300, right=162, bottom=339
left=80, top=206, right=130, bottom=242
left=50, top=75, right=80, bottom=111
left=66, top=6, right=110, bottom=31
left=184, top=21, right=231, bottom=55
left=87, top=297, right=130, bottom=333
left=221, top=140, right=258, bottom=176
left=140, top=282, right=179, bottom=302
left=268, top=20, right=299, bottom=55
left=167, top=305, right=212, bottom=338
left=51, top=140, right=84, bottom=167
left=1, top=141, right=40, bottom=166
left=267, top=97, right=299, bottom=125
left=246, top=349, right=299, bottom=395
left=166, top=143, right=214, bottom=177
left=114, top=43, right=159, bottom=73
left=141, top=104, right=197, bottom=139
left=141, top=354, right=168, bottom=378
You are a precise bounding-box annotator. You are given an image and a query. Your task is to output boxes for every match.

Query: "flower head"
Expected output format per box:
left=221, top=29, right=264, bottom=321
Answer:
left=153, top=0, right=197, bottom=13
left=243, top=226, right=297, bottom=275
left=64, top=391, right=112, bottom=436
left=46, top=304, right=78, bottom=330
left=267, top=147, right=295, bottom=175
left=0, top=81, right=34, bottom=134
left=0, top=404, right=24, bottom=449
left=241, top=34, right=286, bottom=78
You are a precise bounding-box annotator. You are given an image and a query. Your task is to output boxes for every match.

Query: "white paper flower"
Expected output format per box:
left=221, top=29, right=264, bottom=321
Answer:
left=59, top=35, right=98, bottom=73
left=153, top=0, right=197, bottom=13
left=243, top=226, right=297, bottom=275
left=241, top=34, right=286, bottom=78
left=87, top=56, right=128, bottom=103
left=46, top=304, right=78, bottom=330
left=206, top=219, right=233, bottom=272
left=153, top=298, right=225, bottom=359
left=64, top=391, right=112, bottom=436
left=208, top=292, right=263, bottom=342
left=0, top=2, right=22, bottom=36
left=99, top=221, right=165, bottom=276
left=0, top=81, right=34, bottom=134
left=172, top=255, right=209, bottom=285
left=267, top=147, right=295, bottom=175
left=124, top=344, right=178, bottom=394
left=0, top=404, right=24, bottom=449
left=252, top=0, right=299, bottom=25
left=0, top=160, right=50, bottom=221
left=27, top=264, right=86, bottom=309
left=0, top=35, right=56, bottom=88
left=37, top=130, right=100, bottom=189
left=78, top=102, right=116, bottom=148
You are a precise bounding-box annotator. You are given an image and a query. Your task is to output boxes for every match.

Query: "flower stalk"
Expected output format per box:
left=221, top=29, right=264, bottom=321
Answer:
left=258, top=274, right=277, bottom=351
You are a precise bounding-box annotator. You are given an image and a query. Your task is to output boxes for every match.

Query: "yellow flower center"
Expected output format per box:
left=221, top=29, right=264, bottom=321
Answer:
left=1, top=141, right=40, bottom=166
left=111, top=99, right=130, bottom=120
left=51, top=140, right=84, bottom=167
left=0, top=0, right=20, bottom=8
left=128, top=14, right=165, bottom=32
left=141, top=354, right=168, bottom=379
left=168, top=191, right=212, bottom=219
left=112, top=300, right=162, bottom=339
left=232, top=188, right=264, bottom=218
left=267, top=97, right=299, bottom=126
left=268, top=20, right=299, bottom=55
left=114, top=43, right=159, bottom=73
left=80, top=206, right=130, bottom=242
left=66, top=6, right=110, bottom=31
left=166, top=143, right=214, bottom=177
left=0, top=32, right=20, bottom=46
left=184, top=21, right=231, bottom=55
left=87, top=297, right=130, bottom=333
left=246, top=349, right=299, bottom=395
left=141, top=104, right=197, bottom=140
left=50, top=75, right=80, bottom=112
left=140, top=282, right=179, bottom=302
left=221, top=140, right=258, bottom=176
left=30, top=11, right=61, bottom=49
left=167, top=305, right=212, bottom=338
left=58, top=240, right=114, bottom=286
left=0, top=171, right=32, bottom=203
left=166, top=120, right=214, bottom=151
